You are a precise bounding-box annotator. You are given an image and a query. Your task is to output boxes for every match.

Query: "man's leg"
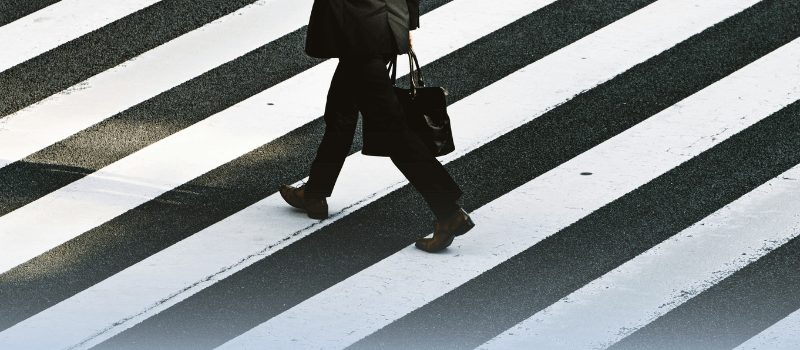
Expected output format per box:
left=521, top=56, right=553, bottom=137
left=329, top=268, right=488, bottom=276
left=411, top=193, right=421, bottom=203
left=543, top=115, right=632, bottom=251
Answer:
left=344, top=55, right=464, bottom=221
left=304, top=61, right=360, bottom=199
left=390, top=128, right=463, bottom=221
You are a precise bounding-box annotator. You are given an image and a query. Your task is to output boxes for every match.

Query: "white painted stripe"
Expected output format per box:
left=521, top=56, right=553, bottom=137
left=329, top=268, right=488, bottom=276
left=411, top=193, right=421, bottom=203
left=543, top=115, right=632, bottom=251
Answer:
left=0, top=0, right=163, bottom=73
left=0, top=1, right=768, bottom=346
left=0, top=0, right=313, bottom=168
left=215, top=20, right=800, bottom=350
left=0, top=0, right=755, bottom=348
left=0, top=0, right=763, bottom=349
left=477, top=167, right=800, bottom=350
left=0, top=0, right=558, bottom=348
left=734, top=309, right=800, bottom=350
left=0, top=0, right=555, bottom=274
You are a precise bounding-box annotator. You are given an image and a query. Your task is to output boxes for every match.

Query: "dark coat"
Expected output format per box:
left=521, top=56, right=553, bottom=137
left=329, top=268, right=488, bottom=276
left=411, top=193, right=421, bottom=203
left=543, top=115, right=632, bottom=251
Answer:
left=305, top=0, right=420, bottom=58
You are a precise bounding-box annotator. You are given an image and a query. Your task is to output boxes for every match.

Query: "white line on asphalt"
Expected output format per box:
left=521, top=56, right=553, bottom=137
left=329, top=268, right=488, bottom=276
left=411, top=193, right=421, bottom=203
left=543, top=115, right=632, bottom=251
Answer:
left=217, top=16, right=800, bottom=350
left=0, top=0, right=555, bottom=274
left=0, top=0, right=313, bottom=168
left=734, top=309, right=800, bottom=350
left=477, top=167, right=800, bottom=350
left=0, top=0, right=163, bottom=73
left=0, top=0, right=766, bottom=349
left=0, top=0, right=557, bottom=347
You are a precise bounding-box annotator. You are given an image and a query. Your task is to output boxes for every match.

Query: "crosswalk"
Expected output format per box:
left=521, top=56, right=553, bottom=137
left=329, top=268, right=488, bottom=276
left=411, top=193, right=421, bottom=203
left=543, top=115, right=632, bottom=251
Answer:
left=0, top=0, right=313, bottom=169
left=479, top=165, right=800, bottom=350
left=0, top=0, right=164, bottom=73
left=1, top=0, right=799, bottom=349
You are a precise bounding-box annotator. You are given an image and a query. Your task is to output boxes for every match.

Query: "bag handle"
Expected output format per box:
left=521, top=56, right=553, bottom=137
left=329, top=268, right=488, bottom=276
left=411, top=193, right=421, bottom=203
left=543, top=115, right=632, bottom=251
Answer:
left=408, top=48, right=426, bottom=88
left=389, top=49, right=426, bottom=96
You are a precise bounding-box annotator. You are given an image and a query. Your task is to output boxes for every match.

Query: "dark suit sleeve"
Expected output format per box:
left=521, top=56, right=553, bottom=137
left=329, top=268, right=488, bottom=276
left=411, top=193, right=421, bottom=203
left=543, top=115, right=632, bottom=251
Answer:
left=407, top=0, right=420, bottom=29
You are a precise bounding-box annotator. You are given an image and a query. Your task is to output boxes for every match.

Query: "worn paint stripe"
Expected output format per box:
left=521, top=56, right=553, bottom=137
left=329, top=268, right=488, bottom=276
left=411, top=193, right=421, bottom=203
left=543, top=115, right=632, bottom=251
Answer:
left=479, top=165, right=800, bottom=350
left=227, top=26, right=800, bottom=350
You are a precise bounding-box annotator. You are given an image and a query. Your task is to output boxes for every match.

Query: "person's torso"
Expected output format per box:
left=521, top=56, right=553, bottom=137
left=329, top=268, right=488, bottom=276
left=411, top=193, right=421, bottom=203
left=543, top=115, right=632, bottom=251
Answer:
left=306, top=0, right=411, bottom=58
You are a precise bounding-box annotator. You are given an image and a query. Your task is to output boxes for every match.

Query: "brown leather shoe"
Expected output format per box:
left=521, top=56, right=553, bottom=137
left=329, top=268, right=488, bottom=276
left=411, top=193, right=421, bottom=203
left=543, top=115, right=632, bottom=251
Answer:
left=415, top=208, right=475, bottom=253
left=279, top=184, right=328, bottom=220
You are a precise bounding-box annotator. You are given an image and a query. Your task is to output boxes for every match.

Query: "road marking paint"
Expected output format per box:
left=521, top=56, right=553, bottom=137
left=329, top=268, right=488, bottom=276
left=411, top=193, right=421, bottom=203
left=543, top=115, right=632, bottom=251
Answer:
left=478, top=165, right=800, bottom=350
left=0, top=0, right=767, bottom=348
left=0, top=0, right=313, bottom=168
left=0, top=0, right=555, bottom=274
left=217, top=16, right=800, bottom=350
left=733, top=309, right=800, bottom=350
left=0, top=0, right=163, bottom=73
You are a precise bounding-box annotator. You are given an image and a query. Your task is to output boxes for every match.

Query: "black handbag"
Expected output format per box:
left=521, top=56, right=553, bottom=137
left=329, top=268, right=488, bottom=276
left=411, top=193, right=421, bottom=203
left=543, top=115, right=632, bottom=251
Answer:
left=388, top=49, right=455, bottom=157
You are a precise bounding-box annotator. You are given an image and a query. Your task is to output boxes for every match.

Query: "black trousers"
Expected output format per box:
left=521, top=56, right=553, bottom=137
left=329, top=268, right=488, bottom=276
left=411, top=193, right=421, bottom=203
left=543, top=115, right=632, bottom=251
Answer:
left=304, top=54, right=463, bottom=221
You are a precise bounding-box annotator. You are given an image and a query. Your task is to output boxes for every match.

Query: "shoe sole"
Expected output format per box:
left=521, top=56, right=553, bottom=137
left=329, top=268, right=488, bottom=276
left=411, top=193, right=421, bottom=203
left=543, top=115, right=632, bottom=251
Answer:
left=416, top=233, right=456, bottom=253
left=307, top=211, right=328, bottom=220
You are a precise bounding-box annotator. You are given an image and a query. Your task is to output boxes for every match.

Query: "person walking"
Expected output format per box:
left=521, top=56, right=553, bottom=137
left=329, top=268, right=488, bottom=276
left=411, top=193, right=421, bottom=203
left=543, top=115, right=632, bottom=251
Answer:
left=279, top=0, right=474, bottom=253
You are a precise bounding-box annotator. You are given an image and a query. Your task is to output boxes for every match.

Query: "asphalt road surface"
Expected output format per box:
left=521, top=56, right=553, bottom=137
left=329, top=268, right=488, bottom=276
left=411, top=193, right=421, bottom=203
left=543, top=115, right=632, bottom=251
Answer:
left=1, top=0, right=799, bottom=349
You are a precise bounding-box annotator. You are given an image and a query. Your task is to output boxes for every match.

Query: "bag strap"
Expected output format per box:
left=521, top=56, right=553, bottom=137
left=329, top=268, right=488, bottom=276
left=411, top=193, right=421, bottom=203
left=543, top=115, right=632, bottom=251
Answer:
left=388, top=49, right=425, bottom=96
left=408, top=48, right=426, bottom=88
